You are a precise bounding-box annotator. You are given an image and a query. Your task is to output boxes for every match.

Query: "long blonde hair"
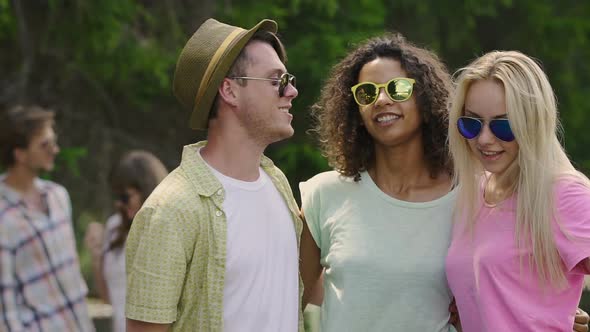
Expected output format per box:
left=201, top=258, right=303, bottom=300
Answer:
left=448, top=50, right=590, bottom=287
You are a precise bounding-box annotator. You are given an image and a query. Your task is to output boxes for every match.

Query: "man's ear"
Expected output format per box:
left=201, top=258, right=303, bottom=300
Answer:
left=218, top=78, right=239, bottom=108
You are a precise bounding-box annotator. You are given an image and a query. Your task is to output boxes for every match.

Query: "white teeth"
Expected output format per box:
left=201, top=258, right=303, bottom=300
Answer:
left=481, top=151, right=501, bottom=156
left=376, top=114, right=399, bottom=123
left=279, top=107, right=289, bottom=113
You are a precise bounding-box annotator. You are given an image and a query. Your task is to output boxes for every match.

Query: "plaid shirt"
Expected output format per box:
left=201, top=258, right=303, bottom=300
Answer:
left=0, top=175, right=94, bottom=332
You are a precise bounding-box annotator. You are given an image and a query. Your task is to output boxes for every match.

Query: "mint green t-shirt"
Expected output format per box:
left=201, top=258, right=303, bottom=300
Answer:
left=300, top=171, right=457, bottom=332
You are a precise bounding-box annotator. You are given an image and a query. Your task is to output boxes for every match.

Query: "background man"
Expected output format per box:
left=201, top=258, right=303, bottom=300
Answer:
left=0, top=105, right=94, bottom=331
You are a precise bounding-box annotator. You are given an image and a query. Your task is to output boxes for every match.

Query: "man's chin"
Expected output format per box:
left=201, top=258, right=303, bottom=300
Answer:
left=276, top=126, right=295, bottom=141
left=260, top=126, right=294, bottom=146
left=34, top=164, right=54, bottom=174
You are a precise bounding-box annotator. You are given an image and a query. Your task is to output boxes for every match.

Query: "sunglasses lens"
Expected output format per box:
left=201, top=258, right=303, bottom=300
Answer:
left=279, top=74, right=295, bottom=97
left=388, top=79, right=413, bottom=101
left=457, top=117, right=482, bottom=139
left=354, top=83, right=378, bottom=105
left=490, top=119, right=515, bottom=142
left=116, top=193, right=129, bottom=204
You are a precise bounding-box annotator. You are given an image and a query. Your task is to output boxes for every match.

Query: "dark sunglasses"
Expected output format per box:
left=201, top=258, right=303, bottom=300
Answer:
left=115, top=192, right=130, bottom=204
left=228, top=72, right=296, bottom=97
left=457, top=116, right=515, bottom=142
left=351, top=77, right=416, bottom=106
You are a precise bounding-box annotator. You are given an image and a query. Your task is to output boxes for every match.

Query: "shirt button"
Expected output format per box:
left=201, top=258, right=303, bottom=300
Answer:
left=216, top=189, right=223, bottom=196
left=215, top=210, right=222, bottom=217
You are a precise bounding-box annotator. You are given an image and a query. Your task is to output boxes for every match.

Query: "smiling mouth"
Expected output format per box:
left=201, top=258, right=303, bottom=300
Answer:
left=479, top=150, right=505, bottom=161
left=375, top=113, right=401, bottom=124
left=279, top=107, right=290, bottom=113
left=481, top=150, right=502, bottom=156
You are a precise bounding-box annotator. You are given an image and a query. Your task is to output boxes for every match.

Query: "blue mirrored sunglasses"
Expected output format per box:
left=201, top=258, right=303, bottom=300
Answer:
left=457, top=116, right=515, bottom=142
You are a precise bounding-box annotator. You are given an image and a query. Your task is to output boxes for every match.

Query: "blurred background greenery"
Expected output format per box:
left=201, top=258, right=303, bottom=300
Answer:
left=1, top=0, right=590, bottom=303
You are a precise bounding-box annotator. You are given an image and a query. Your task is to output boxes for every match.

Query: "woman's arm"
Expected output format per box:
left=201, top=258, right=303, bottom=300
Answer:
left=84, top=221, right=110, bottom=303
left=300, top=211, right=323, bottom=309
left=308, top=273, right=324, bottom=306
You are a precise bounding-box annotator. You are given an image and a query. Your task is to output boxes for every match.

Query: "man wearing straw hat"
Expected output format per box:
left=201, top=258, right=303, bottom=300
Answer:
left=125, top=18, right=303, bottom=332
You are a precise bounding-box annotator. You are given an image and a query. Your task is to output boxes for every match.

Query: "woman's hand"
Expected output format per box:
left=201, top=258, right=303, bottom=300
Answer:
left=574, top=308, right=589, bottom=332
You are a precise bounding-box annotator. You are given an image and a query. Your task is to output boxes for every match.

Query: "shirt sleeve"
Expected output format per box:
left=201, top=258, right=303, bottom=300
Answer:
left=125, top=205, right=189, bottom=323
left=0, top=229, right=25, bottom=331
left=53, top=184, right=73, bottom=221
left=299, top=179, right=322, bottom=251
left=63, top=187, right=73, bottom=222
left=553, top=179, right=590, bottom=273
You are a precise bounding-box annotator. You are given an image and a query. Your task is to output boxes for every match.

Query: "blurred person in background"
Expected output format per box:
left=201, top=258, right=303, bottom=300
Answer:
left=84, top=150, right=168, bottom=332
left=0, top=105, right=94, bottom=331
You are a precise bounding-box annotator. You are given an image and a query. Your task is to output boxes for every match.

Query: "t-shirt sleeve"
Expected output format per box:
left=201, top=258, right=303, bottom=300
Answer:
left=553, top=179, right=590, bottom=273
left=125, top=204, right=189, bottom=323
left=299, top=179, right=322, bottom=250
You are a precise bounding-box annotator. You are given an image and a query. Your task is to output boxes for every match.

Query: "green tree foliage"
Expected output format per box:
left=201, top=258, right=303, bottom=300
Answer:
left=0, top=0, right=14, bottom=39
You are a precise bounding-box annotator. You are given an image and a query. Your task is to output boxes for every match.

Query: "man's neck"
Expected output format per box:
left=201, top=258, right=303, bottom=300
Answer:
left=4, top=166, right=38, bottom=194
left=201, top=129, right=267, bottom=182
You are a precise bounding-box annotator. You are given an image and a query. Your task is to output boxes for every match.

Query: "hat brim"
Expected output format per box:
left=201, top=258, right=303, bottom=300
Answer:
left=189, top=19, right=278, bottom=130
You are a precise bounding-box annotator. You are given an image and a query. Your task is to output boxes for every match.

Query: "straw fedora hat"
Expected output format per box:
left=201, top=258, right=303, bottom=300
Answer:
left=173, top=18, right=278, bottom=130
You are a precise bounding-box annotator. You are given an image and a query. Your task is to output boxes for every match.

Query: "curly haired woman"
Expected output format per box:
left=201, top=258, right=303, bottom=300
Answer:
left=299, top=33, right=457, bottom=331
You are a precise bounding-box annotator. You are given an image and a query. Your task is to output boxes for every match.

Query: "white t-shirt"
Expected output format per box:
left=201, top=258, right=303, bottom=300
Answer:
left=300, top=171, right=457, bottom=332
left=205, top=160, right=299, bottom=332
left=102, top=214, right=126, bottom=332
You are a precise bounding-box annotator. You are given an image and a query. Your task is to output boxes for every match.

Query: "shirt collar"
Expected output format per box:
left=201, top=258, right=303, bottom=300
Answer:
left=180, top=141, right=276, bottom=197
left=0, top=173, right=49, bottom=205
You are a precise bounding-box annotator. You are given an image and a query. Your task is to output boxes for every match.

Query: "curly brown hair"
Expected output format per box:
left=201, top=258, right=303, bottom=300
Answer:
left=311, top=33, right=453, bottom=181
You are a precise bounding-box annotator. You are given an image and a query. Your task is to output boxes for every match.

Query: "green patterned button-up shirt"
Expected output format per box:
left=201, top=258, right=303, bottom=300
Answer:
left=125, top=141, right=304, bottom=331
